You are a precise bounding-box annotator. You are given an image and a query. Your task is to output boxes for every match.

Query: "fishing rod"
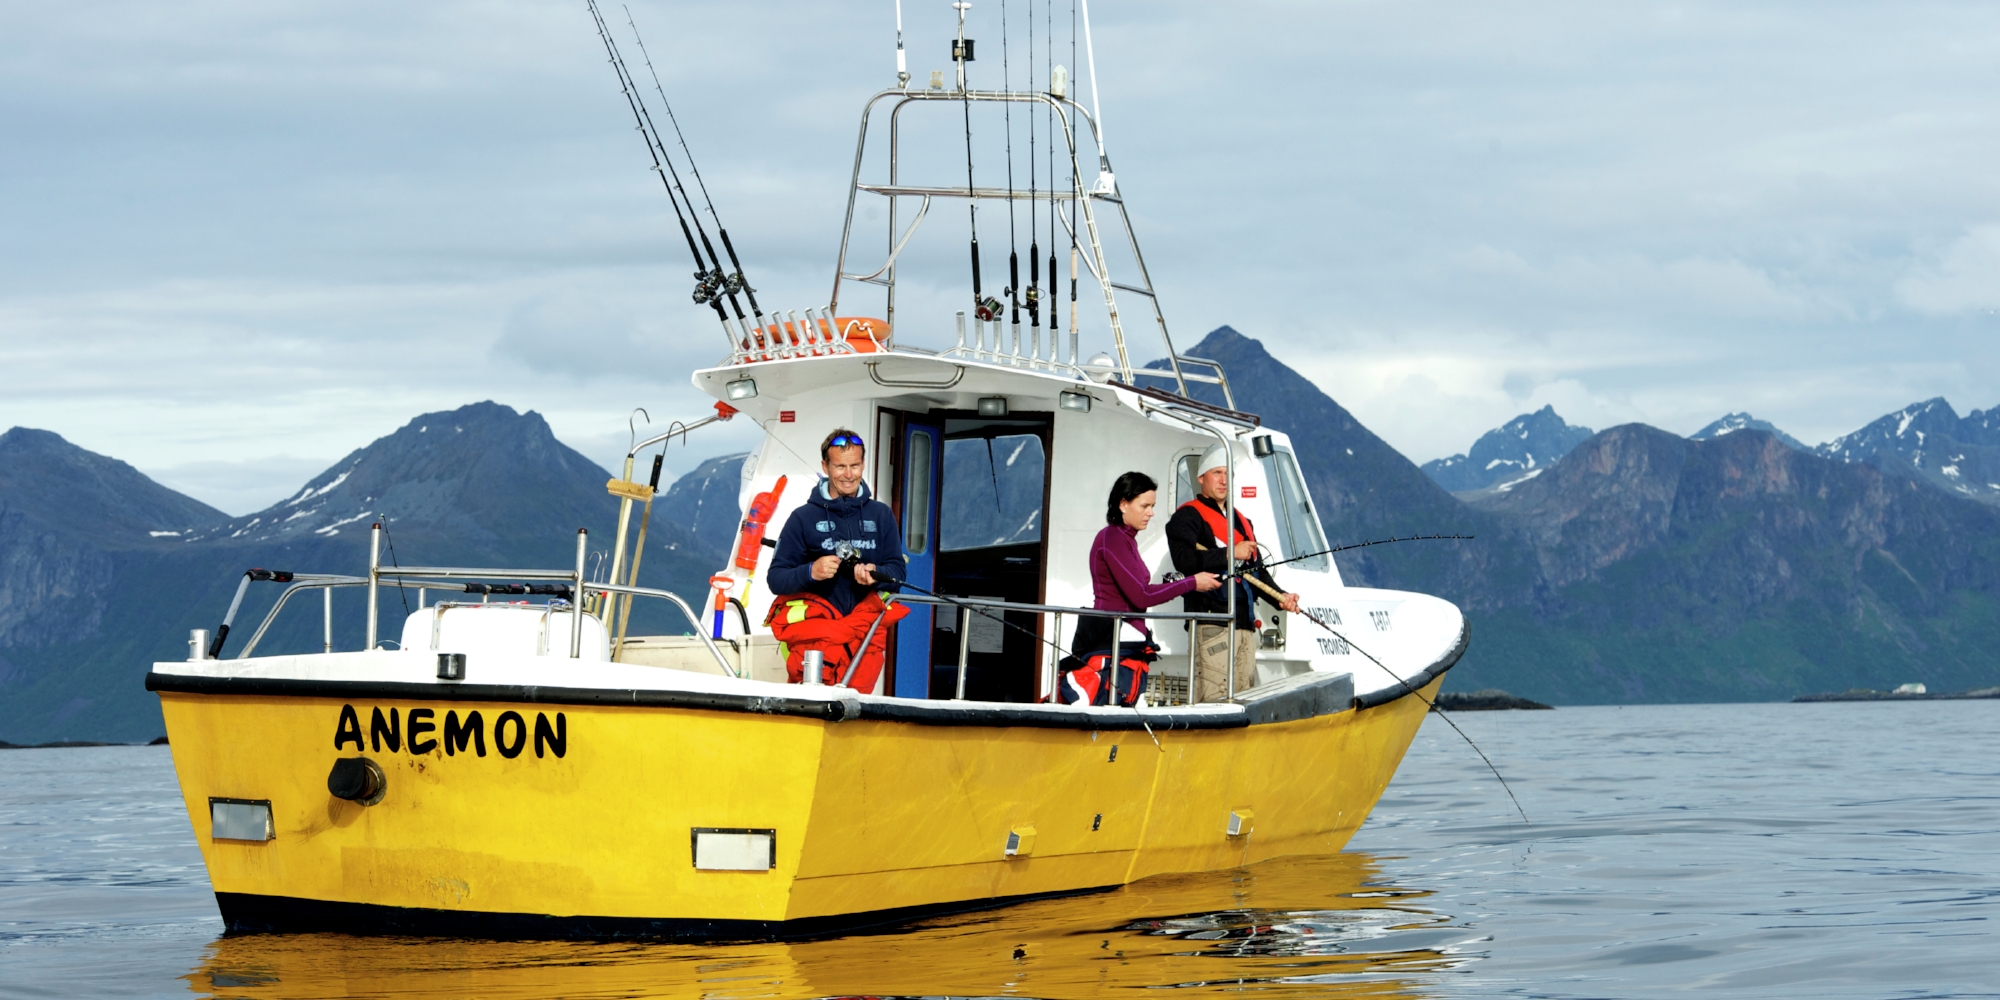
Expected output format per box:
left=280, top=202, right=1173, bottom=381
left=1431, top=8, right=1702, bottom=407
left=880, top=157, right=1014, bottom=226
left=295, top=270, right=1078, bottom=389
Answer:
left=884, top=578, right=1178, bottom=746
left=1226, top=550, right=1529, bottom=826
left=956, top=2, right=1001, bottom=323
left=874, top=577, right=1069, bottom=660
left=584, top=0, right=732, bottom=335
left=605, top=5, right=751, bottom=332
left=1046, top=0, right=1057, bottom=353
left=1224, top=533, right=1476, bottom=578
left=623, top=5, right=764, bottom=327
left=1002, top=0, right=1021, bottom=351
left=1024, top=0, right=1042, bottom=342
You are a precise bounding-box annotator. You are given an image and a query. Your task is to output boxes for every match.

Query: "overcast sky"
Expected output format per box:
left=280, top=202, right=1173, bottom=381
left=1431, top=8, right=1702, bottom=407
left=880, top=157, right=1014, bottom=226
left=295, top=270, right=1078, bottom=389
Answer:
left=6, top=0, right=1999, bottom=514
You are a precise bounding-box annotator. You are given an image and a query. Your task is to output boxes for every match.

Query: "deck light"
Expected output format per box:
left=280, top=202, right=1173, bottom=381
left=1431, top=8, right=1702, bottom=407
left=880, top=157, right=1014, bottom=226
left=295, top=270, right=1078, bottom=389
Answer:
left=1251, top=434, right=1275, bottom=457
left=978, top=396, right=1008, bottom=417
left=725, top=378, right=758, bottom=401
left=1059, top=391, right=1092, bottom=413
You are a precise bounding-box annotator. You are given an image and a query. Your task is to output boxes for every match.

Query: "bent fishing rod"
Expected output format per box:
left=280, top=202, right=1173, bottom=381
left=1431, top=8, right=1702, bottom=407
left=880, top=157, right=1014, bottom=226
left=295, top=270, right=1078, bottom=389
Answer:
left=1223, top=533, right=1476, bottom=579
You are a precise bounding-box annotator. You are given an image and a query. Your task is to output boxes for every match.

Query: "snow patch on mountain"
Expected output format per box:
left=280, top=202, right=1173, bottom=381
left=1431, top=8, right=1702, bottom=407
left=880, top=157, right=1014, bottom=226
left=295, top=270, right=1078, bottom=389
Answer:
left=1422, top=406, right=1593, bottom=493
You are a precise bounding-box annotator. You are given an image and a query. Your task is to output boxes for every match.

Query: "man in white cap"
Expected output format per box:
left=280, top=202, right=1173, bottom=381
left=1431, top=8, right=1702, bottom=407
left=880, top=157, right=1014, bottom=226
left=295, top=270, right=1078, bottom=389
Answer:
left=1165, top=443, right=1300, bottom=702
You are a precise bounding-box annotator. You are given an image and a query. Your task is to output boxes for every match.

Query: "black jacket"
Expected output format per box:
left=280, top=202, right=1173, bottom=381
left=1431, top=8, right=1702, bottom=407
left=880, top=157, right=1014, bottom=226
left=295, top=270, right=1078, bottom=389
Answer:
left=1166, top=497, right=1281, bottom=630
left=767, top=479, right=906, bottom=615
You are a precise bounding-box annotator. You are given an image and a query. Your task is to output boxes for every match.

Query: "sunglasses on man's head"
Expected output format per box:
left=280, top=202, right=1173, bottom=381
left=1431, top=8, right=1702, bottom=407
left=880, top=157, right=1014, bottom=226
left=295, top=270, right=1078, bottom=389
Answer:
left=826, top=434, right=865, bottom=448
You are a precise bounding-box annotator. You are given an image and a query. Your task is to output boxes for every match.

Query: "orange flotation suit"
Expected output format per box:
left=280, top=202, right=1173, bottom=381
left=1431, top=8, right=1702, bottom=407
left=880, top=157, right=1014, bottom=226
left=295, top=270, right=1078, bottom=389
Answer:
left=1179, top=496, right=1256, bottom=548
left=764, top=591, right=909, bottom=692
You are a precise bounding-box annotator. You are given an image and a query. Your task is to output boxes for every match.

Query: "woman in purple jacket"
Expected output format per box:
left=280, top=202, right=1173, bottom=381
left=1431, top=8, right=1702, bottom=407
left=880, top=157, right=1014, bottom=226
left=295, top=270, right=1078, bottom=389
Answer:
left=1080, top=471, right=1221, bottom=657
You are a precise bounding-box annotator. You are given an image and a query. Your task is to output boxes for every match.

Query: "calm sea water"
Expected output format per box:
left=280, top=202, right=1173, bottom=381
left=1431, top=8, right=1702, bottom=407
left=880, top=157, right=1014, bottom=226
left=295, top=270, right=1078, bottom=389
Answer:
left=2, top=701, right=1995, bottom=999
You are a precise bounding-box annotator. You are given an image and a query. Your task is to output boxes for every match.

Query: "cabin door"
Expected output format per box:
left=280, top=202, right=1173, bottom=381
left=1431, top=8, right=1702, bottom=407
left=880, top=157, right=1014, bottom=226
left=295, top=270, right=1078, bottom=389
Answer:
left=892, top=418, right=943, bottom=699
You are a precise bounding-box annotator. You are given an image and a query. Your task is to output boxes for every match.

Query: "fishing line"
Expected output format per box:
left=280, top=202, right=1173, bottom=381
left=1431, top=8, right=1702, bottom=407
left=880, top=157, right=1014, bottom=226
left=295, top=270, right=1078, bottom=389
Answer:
left=1208, top=536, right=1520, bottom=824
left=1286, top=599, right=1530, bottom=827
left=376, top=513, right=411, bottom=616
left=1223, top=540, right=1528, bottom=827
left=623, top=5, right=763, bottom=324
left=890, top=578, right=1067, bottom=659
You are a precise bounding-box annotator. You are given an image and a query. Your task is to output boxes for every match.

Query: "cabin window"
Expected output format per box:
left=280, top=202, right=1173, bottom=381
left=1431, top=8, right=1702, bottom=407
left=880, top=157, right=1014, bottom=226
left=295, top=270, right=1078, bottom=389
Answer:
left=941, top=433, right=1046, bottom=550
left=904, top=430, right=933, bottom=554
left=1260, top=448, right=1328, bottom=571
left=1172, top=453, right=1202, bottom=508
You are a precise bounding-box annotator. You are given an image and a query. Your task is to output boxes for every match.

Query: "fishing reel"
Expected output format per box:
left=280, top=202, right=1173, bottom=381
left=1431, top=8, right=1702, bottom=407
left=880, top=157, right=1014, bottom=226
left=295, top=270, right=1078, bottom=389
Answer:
left=973, top=295, right=1004, bottom=322
left=724, top=270, right=753, bottom=295
left=691, top=271, right=718, bottom=305
left=834, top=539, right=870, bottom=587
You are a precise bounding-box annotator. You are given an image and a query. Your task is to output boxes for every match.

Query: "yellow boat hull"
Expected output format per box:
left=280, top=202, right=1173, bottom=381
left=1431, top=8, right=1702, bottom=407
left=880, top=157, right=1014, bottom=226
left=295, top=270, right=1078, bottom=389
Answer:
left=156, top=672, right=1442, bottom=938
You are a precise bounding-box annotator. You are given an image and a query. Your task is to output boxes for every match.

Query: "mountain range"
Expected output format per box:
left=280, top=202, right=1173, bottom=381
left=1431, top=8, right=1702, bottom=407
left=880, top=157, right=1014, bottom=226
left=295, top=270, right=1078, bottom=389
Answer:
left=1690, top=413, right=1809, bottom=452
left=1160, top=327, right=2000, bottom=705
left=0, top=403, right=735, bottom=744
left=1420, top=405, right=1595, bottom=493
left=5, top=330, right=1997, bottom=741
left=1424, top=399, right=2000, bottom=510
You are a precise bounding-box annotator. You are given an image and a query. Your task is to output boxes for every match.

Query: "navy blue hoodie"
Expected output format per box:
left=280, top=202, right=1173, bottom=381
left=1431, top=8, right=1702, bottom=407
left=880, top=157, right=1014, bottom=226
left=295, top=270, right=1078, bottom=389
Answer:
left=767, top=479, right=906, bottom=615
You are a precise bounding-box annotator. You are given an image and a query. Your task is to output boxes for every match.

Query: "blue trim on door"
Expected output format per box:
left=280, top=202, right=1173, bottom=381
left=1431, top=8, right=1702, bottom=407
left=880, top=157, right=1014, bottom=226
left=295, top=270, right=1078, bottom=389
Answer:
left=894, top=420, right=943, bottom=698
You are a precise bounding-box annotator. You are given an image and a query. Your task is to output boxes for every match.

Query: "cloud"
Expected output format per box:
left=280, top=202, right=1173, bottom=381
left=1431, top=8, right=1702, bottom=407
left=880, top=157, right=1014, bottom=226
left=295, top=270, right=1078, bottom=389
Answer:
left=1896, top=226, right=2000, bottom=314
left=4, top=0, right=2000, bottom=494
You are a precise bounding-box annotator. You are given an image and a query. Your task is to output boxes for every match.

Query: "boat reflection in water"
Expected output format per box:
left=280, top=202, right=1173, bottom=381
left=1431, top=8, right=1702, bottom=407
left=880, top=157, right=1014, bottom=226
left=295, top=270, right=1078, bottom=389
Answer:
left=187, top=852, right=1468, bottom=999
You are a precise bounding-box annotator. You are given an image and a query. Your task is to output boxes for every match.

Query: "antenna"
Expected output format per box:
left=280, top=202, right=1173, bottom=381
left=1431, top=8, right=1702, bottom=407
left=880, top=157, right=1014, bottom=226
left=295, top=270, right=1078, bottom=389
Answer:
left=1077, top=0, right=1113, bottom=195
left=895, top=0, right=910, bottom=87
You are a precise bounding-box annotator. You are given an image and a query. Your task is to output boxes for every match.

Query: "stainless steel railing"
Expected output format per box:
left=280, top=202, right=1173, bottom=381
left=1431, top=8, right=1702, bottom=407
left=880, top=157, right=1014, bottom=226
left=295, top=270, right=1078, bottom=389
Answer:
left=891, top=592, right=1231, bottom=704
left=235, top=576, right=369, bottom=658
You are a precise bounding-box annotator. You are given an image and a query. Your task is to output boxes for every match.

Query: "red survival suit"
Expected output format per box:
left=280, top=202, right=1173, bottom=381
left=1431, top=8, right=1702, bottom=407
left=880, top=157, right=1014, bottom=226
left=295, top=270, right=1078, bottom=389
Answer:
left=764, top=591, right=909, bottom=692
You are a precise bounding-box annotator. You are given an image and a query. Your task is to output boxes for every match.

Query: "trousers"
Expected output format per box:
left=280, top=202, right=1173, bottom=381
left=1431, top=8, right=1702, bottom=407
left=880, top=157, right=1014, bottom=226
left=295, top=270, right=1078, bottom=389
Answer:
left=1194, top=623, right=1258, bottom=703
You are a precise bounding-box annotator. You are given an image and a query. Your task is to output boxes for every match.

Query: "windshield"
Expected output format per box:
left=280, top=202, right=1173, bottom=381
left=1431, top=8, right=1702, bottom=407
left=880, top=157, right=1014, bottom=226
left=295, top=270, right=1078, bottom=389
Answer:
left=1259, top=448, right=1328, bottom=571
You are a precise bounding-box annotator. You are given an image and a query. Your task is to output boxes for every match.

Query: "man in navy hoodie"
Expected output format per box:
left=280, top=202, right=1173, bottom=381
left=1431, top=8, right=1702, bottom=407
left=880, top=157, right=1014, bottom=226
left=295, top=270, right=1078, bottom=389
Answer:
left=767, top=428, right=906, bottom=614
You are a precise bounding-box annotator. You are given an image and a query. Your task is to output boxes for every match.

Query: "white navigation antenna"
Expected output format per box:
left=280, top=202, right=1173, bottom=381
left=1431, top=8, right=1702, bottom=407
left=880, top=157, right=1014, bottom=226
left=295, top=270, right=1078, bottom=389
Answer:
left=1078, top=0, right=1114, bottom=195
left=894, top=0, right=910, bottom=87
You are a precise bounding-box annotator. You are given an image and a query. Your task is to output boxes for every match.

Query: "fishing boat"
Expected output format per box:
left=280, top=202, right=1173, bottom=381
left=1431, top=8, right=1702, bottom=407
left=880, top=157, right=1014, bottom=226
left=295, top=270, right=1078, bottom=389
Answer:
left=147, top=3, right=1468, bottom=939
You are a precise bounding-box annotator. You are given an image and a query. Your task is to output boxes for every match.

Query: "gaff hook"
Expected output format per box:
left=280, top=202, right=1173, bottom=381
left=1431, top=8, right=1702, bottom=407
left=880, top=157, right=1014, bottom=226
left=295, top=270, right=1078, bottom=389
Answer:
left=627, top=408, right=651, bottom=455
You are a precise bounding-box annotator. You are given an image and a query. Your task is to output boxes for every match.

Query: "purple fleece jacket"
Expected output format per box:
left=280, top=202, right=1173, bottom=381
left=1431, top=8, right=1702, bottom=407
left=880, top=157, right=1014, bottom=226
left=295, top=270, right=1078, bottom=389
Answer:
left=1089, top=523, right=1199, bottom=637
